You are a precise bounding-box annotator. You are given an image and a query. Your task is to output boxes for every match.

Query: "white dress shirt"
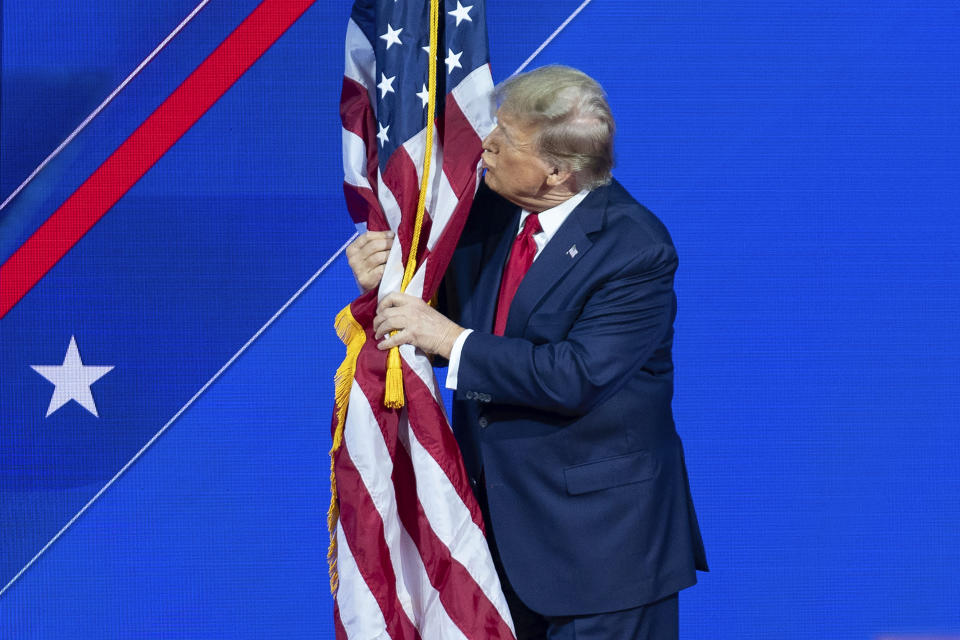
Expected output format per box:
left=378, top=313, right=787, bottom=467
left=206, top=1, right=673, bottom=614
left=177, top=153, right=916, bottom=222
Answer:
left=445, top=190, right=590, bottom=390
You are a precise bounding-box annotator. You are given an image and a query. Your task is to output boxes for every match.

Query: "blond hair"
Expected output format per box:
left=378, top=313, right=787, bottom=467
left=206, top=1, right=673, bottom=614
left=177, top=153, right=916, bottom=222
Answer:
left=496, top=65, right=615, bottom=190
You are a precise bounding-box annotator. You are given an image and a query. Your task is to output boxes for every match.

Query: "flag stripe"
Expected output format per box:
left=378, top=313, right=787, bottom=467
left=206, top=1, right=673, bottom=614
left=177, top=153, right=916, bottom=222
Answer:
left=441, top=94, right=488, bottom=196
left=382, top=147, right=434, bottom=277
left=341, top=77, right=378, bottom=189
left=344, top=181, right=384, bottom=226
left=334, top=523, right=392, bottom=639
left=392, top=420, right=515, bottom=640
left=346, top=381, right=474, bottom=640
left=400, top=363, right=485, bottom=533
left=449, top=65, right=497, bottom=148
left=335, top=435, right=422, bottom=640
left=343, top=18, right=376, bottom=96
left=0, top=0, right=315, bottom=319
left=333, top=598, right=348, bottom=640
left=352, top=352, right=513, bottom=640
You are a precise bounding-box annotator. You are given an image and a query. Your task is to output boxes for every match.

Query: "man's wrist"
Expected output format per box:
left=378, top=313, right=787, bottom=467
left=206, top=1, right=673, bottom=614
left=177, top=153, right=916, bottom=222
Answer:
left=437, top=324, right=466, bottom=360
left=444, top=328, right=473, bottom=390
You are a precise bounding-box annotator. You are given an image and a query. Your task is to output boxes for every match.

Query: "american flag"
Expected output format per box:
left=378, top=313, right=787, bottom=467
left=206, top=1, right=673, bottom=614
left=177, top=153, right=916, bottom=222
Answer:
left=332, top=0, right=515, bottom=638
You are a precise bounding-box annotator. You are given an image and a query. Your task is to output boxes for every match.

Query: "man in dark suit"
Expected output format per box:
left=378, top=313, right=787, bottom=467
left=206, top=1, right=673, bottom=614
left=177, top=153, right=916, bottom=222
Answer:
left=352, top=65, right=707, bottom=639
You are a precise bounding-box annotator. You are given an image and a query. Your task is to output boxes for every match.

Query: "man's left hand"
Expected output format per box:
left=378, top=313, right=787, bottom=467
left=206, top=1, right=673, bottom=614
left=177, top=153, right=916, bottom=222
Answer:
left=374, top=293, right=464, bottom=359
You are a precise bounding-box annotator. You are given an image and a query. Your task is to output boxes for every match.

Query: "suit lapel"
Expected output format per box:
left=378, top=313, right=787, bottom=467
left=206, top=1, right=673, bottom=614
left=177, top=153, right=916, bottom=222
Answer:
left=465, top=206, right=522, bottom=333
left=503, top=186, right=609, bottom=336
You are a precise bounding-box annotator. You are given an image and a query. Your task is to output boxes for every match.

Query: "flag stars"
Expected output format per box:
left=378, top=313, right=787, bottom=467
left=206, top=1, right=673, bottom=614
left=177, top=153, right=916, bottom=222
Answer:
left=377, top=72, right=396, bottom=98
left=416, top=83, right=430, bottom=108
left=380, top=23, right=403, bottom=49
left=445, top=49, right=463, bottom=74
left=31, top=336, right=114, bottom=418
left=377, top=122, right=390, bottom=146
left=448, top=2, right=473, bottom=26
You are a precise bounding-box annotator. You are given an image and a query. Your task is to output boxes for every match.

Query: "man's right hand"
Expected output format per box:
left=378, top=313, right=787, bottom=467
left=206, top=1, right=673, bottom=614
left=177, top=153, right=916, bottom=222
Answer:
left=346, top=230, right=394, bottom=292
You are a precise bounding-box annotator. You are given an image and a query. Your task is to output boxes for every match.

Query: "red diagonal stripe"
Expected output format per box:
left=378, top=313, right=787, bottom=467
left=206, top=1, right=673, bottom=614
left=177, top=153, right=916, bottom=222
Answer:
left=0, top=0, right=315, bottom=319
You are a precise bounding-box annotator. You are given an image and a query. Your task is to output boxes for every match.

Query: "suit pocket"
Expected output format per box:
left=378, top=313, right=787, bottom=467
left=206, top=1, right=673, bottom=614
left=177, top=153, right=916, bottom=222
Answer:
left=564, top=450, right=659, bottom=496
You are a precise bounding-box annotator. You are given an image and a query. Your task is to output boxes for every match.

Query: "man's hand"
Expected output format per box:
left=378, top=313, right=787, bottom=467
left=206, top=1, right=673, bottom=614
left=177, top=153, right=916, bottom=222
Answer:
left=374, top=292, right=464, bottom=359
left=346, top=230, right=394, bottom=292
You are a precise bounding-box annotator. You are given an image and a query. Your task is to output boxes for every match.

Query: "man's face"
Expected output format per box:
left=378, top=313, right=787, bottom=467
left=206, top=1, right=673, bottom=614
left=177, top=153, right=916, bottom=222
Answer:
left=480, top=109, right=555, bottom=210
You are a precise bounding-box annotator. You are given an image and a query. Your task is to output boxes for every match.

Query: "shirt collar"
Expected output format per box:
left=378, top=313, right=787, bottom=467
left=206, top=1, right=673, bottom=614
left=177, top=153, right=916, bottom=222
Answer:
left=518, top=189, right=590, bottom=243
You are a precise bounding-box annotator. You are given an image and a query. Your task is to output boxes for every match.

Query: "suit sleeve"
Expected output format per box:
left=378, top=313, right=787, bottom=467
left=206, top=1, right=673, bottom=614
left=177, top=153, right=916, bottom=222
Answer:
left=456, top=242, right=677, bottom=415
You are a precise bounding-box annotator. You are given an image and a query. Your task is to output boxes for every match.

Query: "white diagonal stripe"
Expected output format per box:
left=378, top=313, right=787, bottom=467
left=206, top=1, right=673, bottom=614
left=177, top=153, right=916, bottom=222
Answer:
left=511, top=0, right=595, bottom=77
left=0, top=0, right=212, bottom=211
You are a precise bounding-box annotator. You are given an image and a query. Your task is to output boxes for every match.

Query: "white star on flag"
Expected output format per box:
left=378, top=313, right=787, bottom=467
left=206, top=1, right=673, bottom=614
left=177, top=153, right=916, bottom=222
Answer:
left=31, top=336, right=114, bottom=418
left=448, top=2, right=473, bottom=26
left=445, top=48, right=463, bottom=73
left=377, top=72, right=396, bottom=98
left=376, top=122, right=390, bottom=146
left=416, top=83, right=430, bottom=107
left=380, top=23, right=403, bottom=49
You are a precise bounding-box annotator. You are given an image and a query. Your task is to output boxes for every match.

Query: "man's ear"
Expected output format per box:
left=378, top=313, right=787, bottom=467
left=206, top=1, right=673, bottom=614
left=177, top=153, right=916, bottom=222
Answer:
left=545, top=166, right=575, bottom=190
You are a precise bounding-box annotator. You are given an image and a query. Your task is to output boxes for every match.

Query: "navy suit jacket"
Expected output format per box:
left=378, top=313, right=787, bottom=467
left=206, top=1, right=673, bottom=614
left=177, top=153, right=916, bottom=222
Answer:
left=444, top=178, right=708, bottom=616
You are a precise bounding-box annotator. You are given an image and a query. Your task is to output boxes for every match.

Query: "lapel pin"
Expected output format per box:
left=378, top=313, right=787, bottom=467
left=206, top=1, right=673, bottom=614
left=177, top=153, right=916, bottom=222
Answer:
left=567, top=245, right=578, bottom=259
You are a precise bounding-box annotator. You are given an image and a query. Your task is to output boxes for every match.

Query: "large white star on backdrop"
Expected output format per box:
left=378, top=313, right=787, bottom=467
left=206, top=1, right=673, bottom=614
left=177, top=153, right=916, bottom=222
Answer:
left=31, top=336, right=114, bottom=418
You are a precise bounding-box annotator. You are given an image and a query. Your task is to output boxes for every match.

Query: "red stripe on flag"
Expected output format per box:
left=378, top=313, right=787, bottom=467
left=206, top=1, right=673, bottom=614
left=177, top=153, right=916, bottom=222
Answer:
left=333, top=601, right=348, bottom=640
left=344, top=182, right=389, bottom=230
left=418, top=95, right=484, bottom=298
left=381, top=147, right=433, bottom=287
left=341, top=76, right=379, bottom=191
left=335, top=444, right=422, bottom=640
left=440, top=94, right=485, bottom=196
left=403, top=366, right=485, bottom=534
left=0, top=0, right=315, bottom=319
left=391, top=423, right=515, bottom=640
left=349, top=343, right=512, bottom=638
left=422, top=185, right=476, bottom=303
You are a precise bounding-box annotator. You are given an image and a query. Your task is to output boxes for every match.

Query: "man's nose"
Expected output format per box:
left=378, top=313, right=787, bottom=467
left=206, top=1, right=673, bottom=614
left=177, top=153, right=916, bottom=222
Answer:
left=481, top=126, right=499, bottom=152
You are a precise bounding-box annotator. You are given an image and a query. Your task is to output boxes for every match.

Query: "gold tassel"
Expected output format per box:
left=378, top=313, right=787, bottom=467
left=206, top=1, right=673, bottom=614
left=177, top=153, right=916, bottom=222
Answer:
left=327, top=303, right=365, bottom=594
left=384, top=346, right=405, bottom=408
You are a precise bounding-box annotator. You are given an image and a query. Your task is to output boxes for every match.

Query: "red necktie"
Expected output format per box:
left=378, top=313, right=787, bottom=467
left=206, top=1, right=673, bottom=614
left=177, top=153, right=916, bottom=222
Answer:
left=494, top=213, right=541, bottom=336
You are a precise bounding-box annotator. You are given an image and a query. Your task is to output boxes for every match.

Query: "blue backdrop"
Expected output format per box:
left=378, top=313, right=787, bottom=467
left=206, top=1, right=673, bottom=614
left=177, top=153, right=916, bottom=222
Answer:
left=1, top=0, right=958, bottom=637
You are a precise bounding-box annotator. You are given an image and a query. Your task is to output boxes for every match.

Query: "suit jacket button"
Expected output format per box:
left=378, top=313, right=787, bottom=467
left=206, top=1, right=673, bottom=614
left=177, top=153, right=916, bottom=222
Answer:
left=478, top=417, right=489, bottom=428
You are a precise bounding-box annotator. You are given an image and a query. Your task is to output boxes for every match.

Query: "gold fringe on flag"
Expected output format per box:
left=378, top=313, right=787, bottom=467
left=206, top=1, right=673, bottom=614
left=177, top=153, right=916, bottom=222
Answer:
left=327, top=303, right=365, bottom=594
